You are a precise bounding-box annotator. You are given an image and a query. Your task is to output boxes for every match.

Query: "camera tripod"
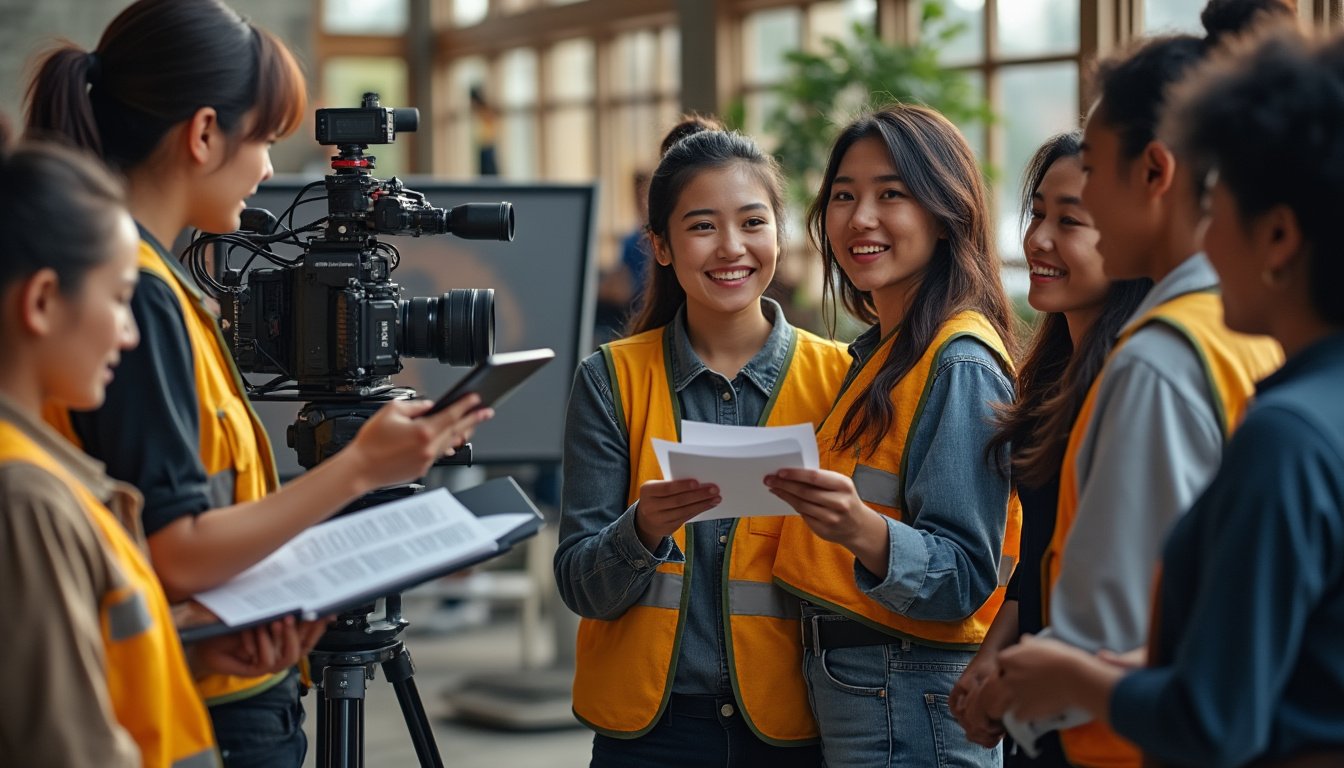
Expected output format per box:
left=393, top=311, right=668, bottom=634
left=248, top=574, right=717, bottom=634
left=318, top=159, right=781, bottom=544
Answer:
left=309, top=593, right=443, bottom=768
left=287, top=399, right=475, bottom=768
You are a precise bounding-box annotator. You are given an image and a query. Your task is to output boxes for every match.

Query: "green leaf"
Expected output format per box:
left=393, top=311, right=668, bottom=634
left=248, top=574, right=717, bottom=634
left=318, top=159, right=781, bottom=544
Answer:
left=758, top=3, right=996, bottom=204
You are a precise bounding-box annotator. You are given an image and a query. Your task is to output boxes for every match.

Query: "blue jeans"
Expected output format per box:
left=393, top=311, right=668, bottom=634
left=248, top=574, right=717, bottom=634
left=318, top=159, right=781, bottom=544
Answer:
left=209, top=670, right=307, bottom=768
left=804, top=637, right=1001, bottom=767
left=591, top=693, right=823, bottom=768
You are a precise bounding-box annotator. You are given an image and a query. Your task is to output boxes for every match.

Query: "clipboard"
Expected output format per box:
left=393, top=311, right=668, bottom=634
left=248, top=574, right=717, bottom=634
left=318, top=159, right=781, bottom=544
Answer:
left=177, top=477, right=544, bottom=644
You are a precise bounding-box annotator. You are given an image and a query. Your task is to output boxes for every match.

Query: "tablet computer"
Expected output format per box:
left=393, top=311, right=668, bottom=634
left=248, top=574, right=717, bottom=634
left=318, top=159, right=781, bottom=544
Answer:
left=423, top=347, right=556, bottom=417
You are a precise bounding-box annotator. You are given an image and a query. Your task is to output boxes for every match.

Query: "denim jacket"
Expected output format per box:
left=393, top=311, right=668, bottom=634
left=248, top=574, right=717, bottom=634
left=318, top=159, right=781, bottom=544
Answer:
left=556, top=298, right=796, bottom=695
left=840, top=324, right=1016, bottom=622
left=556, top=300, right=1015, bottom=692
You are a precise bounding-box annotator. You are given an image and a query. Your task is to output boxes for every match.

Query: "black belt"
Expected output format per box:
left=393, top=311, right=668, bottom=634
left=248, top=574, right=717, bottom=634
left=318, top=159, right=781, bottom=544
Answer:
left=801, top=613, right=898, bottom=654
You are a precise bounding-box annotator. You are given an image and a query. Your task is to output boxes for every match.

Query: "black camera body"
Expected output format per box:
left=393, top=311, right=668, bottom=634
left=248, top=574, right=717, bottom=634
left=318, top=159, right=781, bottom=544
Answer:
left=218, top=93, right=512, bottom=397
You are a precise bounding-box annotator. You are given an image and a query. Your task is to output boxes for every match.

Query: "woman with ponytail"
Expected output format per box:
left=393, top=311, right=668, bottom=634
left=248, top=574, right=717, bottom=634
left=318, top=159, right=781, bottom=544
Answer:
left=25, top=1, right=492, bottom=764
left=556, top=115, right=848, bottom=766
left=0, top=120, right=320, bottom=768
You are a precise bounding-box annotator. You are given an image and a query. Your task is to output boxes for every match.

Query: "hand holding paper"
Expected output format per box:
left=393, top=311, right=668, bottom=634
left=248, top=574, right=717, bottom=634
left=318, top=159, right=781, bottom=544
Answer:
left=649, top=421, right=818, bottom=522
left=632, top=478, right=723, bottom=550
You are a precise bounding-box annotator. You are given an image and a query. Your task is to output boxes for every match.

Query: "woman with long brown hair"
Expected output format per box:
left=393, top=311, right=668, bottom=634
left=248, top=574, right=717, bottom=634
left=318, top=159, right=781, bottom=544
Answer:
left=765, top=104, right=1020, bottom=767
left=948, top=131, right=1151, bottom=765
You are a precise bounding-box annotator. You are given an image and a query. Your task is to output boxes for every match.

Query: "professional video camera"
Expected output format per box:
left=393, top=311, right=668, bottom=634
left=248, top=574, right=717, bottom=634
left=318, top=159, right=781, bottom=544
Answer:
left=183, top=94, right=528, bottom=767
left=201, top=92, right=513, bottom=396
left=183, top=92, right=514, bottom=469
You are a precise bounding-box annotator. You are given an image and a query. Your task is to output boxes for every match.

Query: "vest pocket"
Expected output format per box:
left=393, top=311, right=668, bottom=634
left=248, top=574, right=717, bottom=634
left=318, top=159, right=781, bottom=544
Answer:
left=747, top=516, right=784, bottom=537
left=211, top=397, right=256, bottom=506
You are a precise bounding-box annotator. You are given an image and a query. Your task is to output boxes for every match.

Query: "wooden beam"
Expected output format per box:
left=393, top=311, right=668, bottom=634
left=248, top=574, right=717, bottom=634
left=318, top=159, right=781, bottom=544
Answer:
left=436, top=0, right=674, bottom=56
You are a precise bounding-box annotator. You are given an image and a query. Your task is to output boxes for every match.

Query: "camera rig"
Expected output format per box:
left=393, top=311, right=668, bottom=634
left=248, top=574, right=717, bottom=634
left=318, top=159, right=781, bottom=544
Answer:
left=183, top=92, right=514, bottom=468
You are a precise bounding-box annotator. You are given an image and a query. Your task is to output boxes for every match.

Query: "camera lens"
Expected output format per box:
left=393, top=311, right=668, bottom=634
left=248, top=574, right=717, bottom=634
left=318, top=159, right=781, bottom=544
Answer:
left=446, top=203, right=514, bottom=241
left=400, top=289, right=495, bottom=367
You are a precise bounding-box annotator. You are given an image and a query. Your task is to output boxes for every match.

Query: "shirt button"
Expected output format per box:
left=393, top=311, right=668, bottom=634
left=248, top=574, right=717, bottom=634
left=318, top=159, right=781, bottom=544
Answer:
left=718, top=534, right=727, bottom=544
left=721, top=390, right=732, bottom=401
left=720, top=703, right=735, bottom=717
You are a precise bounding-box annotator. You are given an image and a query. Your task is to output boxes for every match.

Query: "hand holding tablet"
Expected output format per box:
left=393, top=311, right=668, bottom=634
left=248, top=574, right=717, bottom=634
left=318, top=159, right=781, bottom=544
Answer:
left=423, top=348, right=556, bottom=417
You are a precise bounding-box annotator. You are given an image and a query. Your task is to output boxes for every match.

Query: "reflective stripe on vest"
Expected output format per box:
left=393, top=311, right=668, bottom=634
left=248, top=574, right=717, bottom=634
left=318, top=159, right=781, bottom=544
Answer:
left=136, top=240, right=284, bottom=705
left=773, top=311, right=1022, bottom=649
left=0, top=422, right=220, bottom=767
left=107, top=589, right=153, bottom=642
left=1046, top=290, right=1282, bottom=768
left=174, top=749, right=222, bottom=768
left=634, top=572, right=800, bottom=619
left=571, top=323, right=849, bottom=744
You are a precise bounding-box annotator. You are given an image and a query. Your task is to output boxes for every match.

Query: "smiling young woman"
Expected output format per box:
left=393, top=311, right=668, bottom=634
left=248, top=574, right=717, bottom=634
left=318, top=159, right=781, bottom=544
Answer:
left=555, top=116, right=850, bottom=767
left=948, top=131, right=1151, bottom=766
left=993, top=25, right=1344, bottom=766
left=763, top=104, right=1020, bottom=768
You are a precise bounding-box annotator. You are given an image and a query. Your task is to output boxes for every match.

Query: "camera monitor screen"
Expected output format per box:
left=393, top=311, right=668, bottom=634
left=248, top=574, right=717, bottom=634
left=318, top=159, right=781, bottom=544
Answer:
left=236, top=176, right=597, bottom=474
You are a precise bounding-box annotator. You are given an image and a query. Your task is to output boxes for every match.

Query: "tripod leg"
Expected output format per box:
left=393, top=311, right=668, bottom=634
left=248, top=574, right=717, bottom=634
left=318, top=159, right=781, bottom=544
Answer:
left=318, top=665, right=368, bottom=768
left=383, top=647, right=444, bottom=768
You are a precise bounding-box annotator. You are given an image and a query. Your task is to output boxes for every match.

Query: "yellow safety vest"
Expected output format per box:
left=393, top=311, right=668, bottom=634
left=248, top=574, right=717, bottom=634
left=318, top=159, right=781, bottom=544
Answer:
left=773, top=311, right=1023, bottom=648
left=46, top=238, right=283, bottom=705
left=0, top=420, right=220, bottom=768
left=1046, top=290, right=1283, bottom=768
left=571, top=324, right=850, bottom=744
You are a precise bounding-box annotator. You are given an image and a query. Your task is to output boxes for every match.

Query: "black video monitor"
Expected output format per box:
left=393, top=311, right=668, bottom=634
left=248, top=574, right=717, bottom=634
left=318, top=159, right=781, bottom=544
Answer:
left=236, top=176, right=597, bottom=475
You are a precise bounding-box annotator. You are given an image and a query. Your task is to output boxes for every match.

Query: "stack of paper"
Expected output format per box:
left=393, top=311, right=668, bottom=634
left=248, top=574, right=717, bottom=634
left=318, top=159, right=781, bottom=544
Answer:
left=193, top=487, right=536, bottom=629
left=651, top=421, right=819, bottom=522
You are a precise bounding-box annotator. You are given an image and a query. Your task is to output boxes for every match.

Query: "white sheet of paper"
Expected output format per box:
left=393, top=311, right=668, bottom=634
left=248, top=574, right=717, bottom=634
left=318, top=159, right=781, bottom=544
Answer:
left=477, top=513, right=536, bottom=540
left=665, top=439, right=805, bottom=521
left=1001, top=707, right=1092, bottom=758
left=195, top=489, right=500, bottom=626
left=680, top=421, right=820, bottom=468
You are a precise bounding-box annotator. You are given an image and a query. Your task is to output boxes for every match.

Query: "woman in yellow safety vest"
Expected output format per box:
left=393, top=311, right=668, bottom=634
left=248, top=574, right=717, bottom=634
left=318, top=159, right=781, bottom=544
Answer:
left=994, top=26, right=1344, bottom=768
left=763, top=104, right=1021, bottom=767
left=947, top=131, right=1151, bottom=765
left=974, top=5, right=1287, bottom=766
left=24, top=1, right=492, bottom=764
left=556, top=115, right=850, bottom=767
left=0, top=124, right=320, bottom=768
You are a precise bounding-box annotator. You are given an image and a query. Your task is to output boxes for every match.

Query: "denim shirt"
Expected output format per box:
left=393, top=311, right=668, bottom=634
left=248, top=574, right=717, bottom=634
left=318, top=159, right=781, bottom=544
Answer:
left=555, top=298, right=797, bottom=695
left=842, top=323, right=1016, bottom=621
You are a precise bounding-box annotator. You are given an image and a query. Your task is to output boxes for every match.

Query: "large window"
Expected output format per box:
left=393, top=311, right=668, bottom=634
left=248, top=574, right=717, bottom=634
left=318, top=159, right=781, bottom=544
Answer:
left=605, top=26, right=680, bottom=260
left=926, top=0, right=1082, bottom=287
left=323, top=0, right=409, bottom=35
left=315, top=0, right=1344, bottom=306
left=1142, top=0, right=1207, bottom=34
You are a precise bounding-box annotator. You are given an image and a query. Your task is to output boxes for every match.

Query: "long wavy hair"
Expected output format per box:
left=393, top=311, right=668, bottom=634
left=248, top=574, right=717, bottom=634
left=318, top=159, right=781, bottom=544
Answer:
left=809, top=104, right=1016, bottom=456
left=988, top=132, right=1152, bottom=487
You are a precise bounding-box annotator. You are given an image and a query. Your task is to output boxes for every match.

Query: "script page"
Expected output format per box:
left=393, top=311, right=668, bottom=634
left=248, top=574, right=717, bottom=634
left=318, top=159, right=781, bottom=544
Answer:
left=195, top=489, right=498, bottom=626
